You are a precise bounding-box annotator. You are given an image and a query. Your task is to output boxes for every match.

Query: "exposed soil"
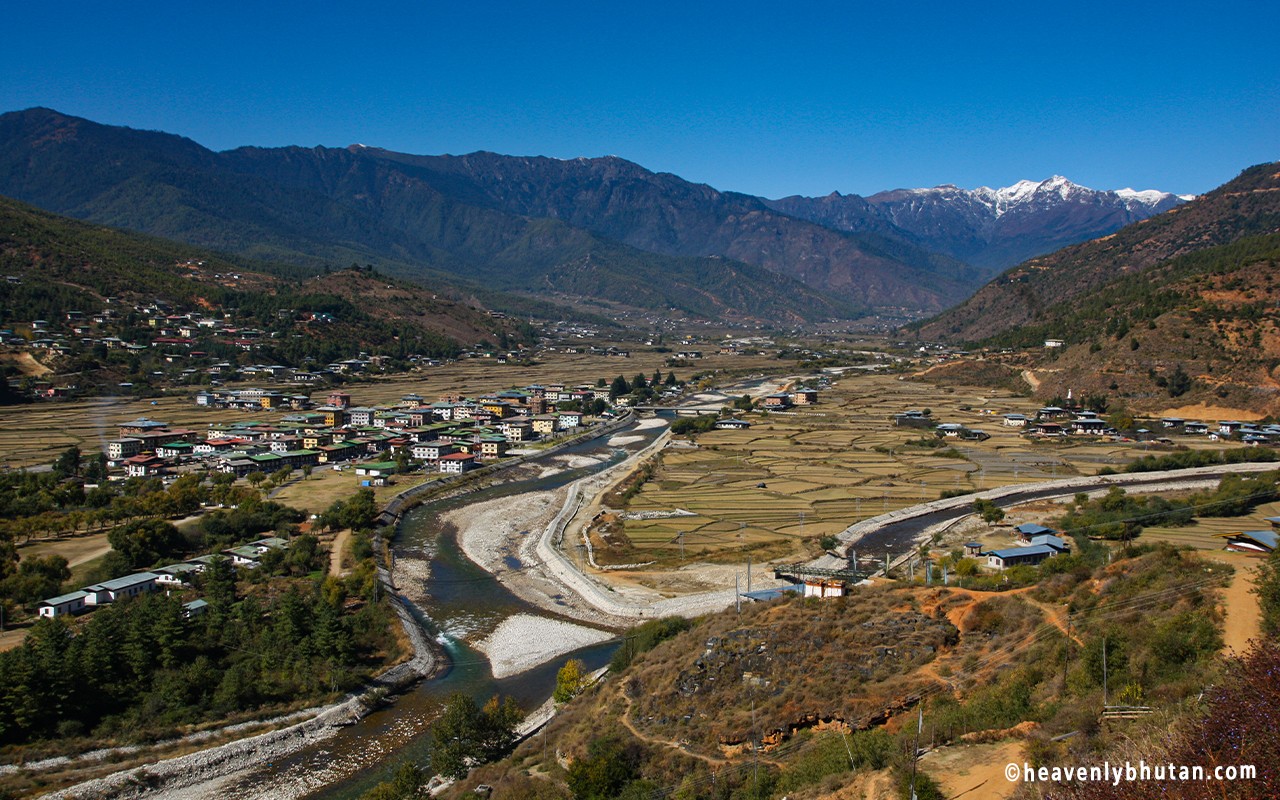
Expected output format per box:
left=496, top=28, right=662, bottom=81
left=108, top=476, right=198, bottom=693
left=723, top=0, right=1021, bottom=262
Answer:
left=920, top=739, right=1024, bottom=800
left=1158, top=402, right=1265, bottom=421
left=328, top=529, right=351, bottom=577
left=1203, top=550, right=1263, bottom=654
left=0, top=351, right=52, bottom=376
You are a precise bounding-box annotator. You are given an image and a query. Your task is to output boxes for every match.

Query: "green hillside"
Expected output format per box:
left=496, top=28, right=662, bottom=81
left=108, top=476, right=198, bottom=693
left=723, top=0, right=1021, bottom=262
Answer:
left=0, top=109, right=864, bottom=322
left=0, top=193, right=527, bottom=393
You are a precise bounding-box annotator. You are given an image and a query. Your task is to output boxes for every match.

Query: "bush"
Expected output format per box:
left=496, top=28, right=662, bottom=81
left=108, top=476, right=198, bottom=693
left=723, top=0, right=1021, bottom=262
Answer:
left=670, top=416, right=717, bottom=436
left=610, top=616, right=691, bottom=672
left=567, top=736, right=641, bottom=800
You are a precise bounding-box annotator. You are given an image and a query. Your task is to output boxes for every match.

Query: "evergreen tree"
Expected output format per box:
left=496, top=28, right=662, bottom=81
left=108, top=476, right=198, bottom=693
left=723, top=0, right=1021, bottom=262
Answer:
left=107, top=518, right=184, bottom=568
left=52, top=446, right=81, bottom=479
left=1167, top=363, right=1193, bottom=397
left=430, top=692, right=522, bottom=779
left=609, top=375, right=630, bottom=400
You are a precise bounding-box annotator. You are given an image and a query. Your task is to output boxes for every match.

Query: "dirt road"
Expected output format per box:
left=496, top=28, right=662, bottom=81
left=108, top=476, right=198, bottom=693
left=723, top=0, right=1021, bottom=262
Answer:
left=1204, top=550, right=1263, bottom=654
left=328, top=529, right=351, bottom=577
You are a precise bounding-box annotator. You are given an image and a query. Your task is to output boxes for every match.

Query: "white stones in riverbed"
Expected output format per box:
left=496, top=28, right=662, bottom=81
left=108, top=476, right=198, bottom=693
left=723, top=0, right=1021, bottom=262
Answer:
left=473, top=614, right=612, bottom=679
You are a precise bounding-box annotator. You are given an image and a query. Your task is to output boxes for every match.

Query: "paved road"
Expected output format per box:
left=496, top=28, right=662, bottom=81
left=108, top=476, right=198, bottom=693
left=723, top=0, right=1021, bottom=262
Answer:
left=828, top=461, right=1280, bottom=562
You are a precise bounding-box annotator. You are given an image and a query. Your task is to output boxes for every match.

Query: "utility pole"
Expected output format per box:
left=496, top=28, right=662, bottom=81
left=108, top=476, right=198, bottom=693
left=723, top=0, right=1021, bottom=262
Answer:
left=909, top=705, right=923, bottom=800
left=1063, top=612, right=1072, bottom=688
left=840, top=723, right=856, bottom=770
left=1102, top=637, right=1109, bottom=707
left=746, top=556, right=752, bottom=594
left=752, top=700, right=760, bottom=794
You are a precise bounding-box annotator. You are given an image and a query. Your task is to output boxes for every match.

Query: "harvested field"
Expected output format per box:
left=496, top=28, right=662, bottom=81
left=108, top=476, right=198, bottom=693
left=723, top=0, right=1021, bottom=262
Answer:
left=601, top=372, right=1252, bottom=570
left=1142, top=499, right=1280, bottom=549
left=271, top=467, right=439, bottom=516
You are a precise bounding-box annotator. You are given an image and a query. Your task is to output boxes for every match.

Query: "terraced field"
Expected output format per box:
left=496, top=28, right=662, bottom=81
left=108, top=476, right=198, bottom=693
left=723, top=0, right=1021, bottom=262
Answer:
left=598, top=372, right=1239, bottom=567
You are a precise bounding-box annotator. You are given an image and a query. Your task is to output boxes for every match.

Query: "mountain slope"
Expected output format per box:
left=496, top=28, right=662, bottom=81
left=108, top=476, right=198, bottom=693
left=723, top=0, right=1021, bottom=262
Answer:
left=767, top=176, right=1186, bottom=271
left=0, top=192, right=516, bottom=358
left=914, top=163, right=1280, bottom=343
left=0, top=108, right=976, bottom=317
left=356, top=149, right=981, bottom=308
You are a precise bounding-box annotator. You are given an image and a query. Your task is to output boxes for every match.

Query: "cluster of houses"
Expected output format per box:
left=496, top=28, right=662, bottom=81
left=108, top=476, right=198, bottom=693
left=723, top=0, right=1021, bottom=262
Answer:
left=5, top=296, right=465, bottom=399
left=36, top=537, right=288, bottom=619
left=894, top=410, right=990, bottom=441
left=965, top=523, right=1072, bottom=571
left=1002, top=407, right=1115, bottom=437
left=892, top=402, right=1280, bottom=448
left=1003, top=407, right=1280, bottom=444
left=106, top=383, right=613, bottom=482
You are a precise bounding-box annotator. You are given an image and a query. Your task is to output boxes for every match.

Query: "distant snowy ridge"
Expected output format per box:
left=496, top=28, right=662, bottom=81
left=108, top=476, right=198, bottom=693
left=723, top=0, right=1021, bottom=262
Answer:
left=901, top=176, right=1186, bottom=218
left=766, top=174, right=1191, bottom=271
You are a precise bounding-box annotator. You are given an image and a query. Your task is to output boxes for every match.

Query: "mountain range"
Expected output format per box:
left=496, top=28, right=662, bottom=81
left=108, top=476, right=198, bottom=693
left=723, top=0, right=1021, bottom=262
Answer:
left=0, top=108, right=1186, bottom=320
left=767, top=176, right=1188, bottom=271
left=913, top=162, right=1280, bottom=412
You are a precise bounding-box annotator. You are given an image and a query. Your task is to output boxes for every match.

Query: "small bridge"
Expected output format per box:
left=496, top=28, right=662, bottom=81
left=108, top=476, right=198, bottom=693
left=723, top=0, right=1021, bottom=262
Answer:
left=773, top=563, right=863, bottom=583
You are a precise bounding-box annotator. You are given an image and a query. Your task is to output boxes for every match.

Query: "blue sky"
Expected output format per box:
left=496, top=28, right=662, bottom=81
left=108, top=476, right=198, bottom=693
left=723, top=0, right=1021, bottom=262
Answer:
left=2, top=1, right=1275, bottom=197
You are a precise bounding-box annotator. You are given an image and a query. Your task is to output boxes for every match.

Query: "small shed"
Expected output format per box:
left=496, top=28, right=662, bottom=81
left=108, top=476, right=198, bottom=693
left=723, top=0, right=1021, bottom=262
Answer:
left=1216, top=530, right=1278, bottom=554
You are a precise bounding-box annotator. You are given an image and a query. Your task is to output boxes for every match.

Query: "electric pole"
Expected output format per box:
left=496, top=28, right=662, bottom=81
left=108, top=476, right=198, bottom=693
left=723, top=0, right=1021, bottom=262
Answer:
left=1103, top=637, right=1109, bottom=707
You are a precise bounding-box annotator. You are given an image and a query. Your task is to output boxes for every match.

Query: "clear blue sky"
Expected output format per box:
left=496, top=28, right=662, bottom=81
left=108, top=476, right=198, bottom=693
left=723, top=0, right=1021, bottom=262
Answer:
left=2, top=1, right=1275, bottom=198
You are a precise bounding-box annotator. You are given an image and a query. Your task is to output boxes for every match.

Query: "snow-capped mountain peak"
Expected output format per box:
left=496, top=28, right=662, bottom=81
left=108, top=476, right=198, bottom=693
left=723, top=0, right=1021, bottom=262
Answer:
left=769, top=174, right=1190, bottom=272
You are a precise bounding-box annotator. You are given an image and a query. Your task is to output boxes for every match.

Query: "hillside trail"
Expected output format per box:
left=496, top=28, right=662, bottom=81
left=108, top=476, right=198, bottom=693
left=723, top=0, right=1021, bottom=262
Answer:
left=1202, top=550, right=1262, bottom=654
left=328, top=528, right=351, bottom=577
left=919, top=585, right=1080, bottom=644
left=618, top=692, right=786, bottom=769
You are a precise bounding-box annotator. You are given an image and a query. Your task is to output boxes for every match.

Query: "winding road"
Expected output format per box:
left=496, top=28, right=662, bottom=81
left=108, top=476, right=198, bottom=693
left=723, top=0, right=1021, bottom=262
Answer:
left=821, top=461, right=1280, bottom=566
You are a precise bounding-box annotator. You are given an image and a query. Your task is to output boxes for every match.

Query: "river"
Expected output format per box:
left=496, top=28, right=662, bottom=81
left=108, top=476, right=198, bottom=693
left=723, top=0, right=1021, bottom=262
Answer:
left=203, top=420, right=667, bottom=799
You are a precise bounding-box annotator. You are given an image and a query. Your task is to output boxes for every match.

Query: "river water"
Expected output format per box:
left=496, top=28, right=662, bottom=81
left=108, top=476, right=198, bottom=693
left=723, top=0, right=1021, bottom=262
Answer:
left=208, top=420, right=665, bottom=799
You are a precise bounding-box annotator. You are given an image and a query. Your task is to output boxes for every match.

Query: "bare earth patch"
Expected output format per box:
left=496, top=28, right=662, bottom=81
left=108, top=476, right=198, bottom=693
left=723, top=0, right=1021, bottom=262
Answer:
left=1159, top=402, right=1265, bottom=421
left=920, top=739, right=1024, bottom=800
